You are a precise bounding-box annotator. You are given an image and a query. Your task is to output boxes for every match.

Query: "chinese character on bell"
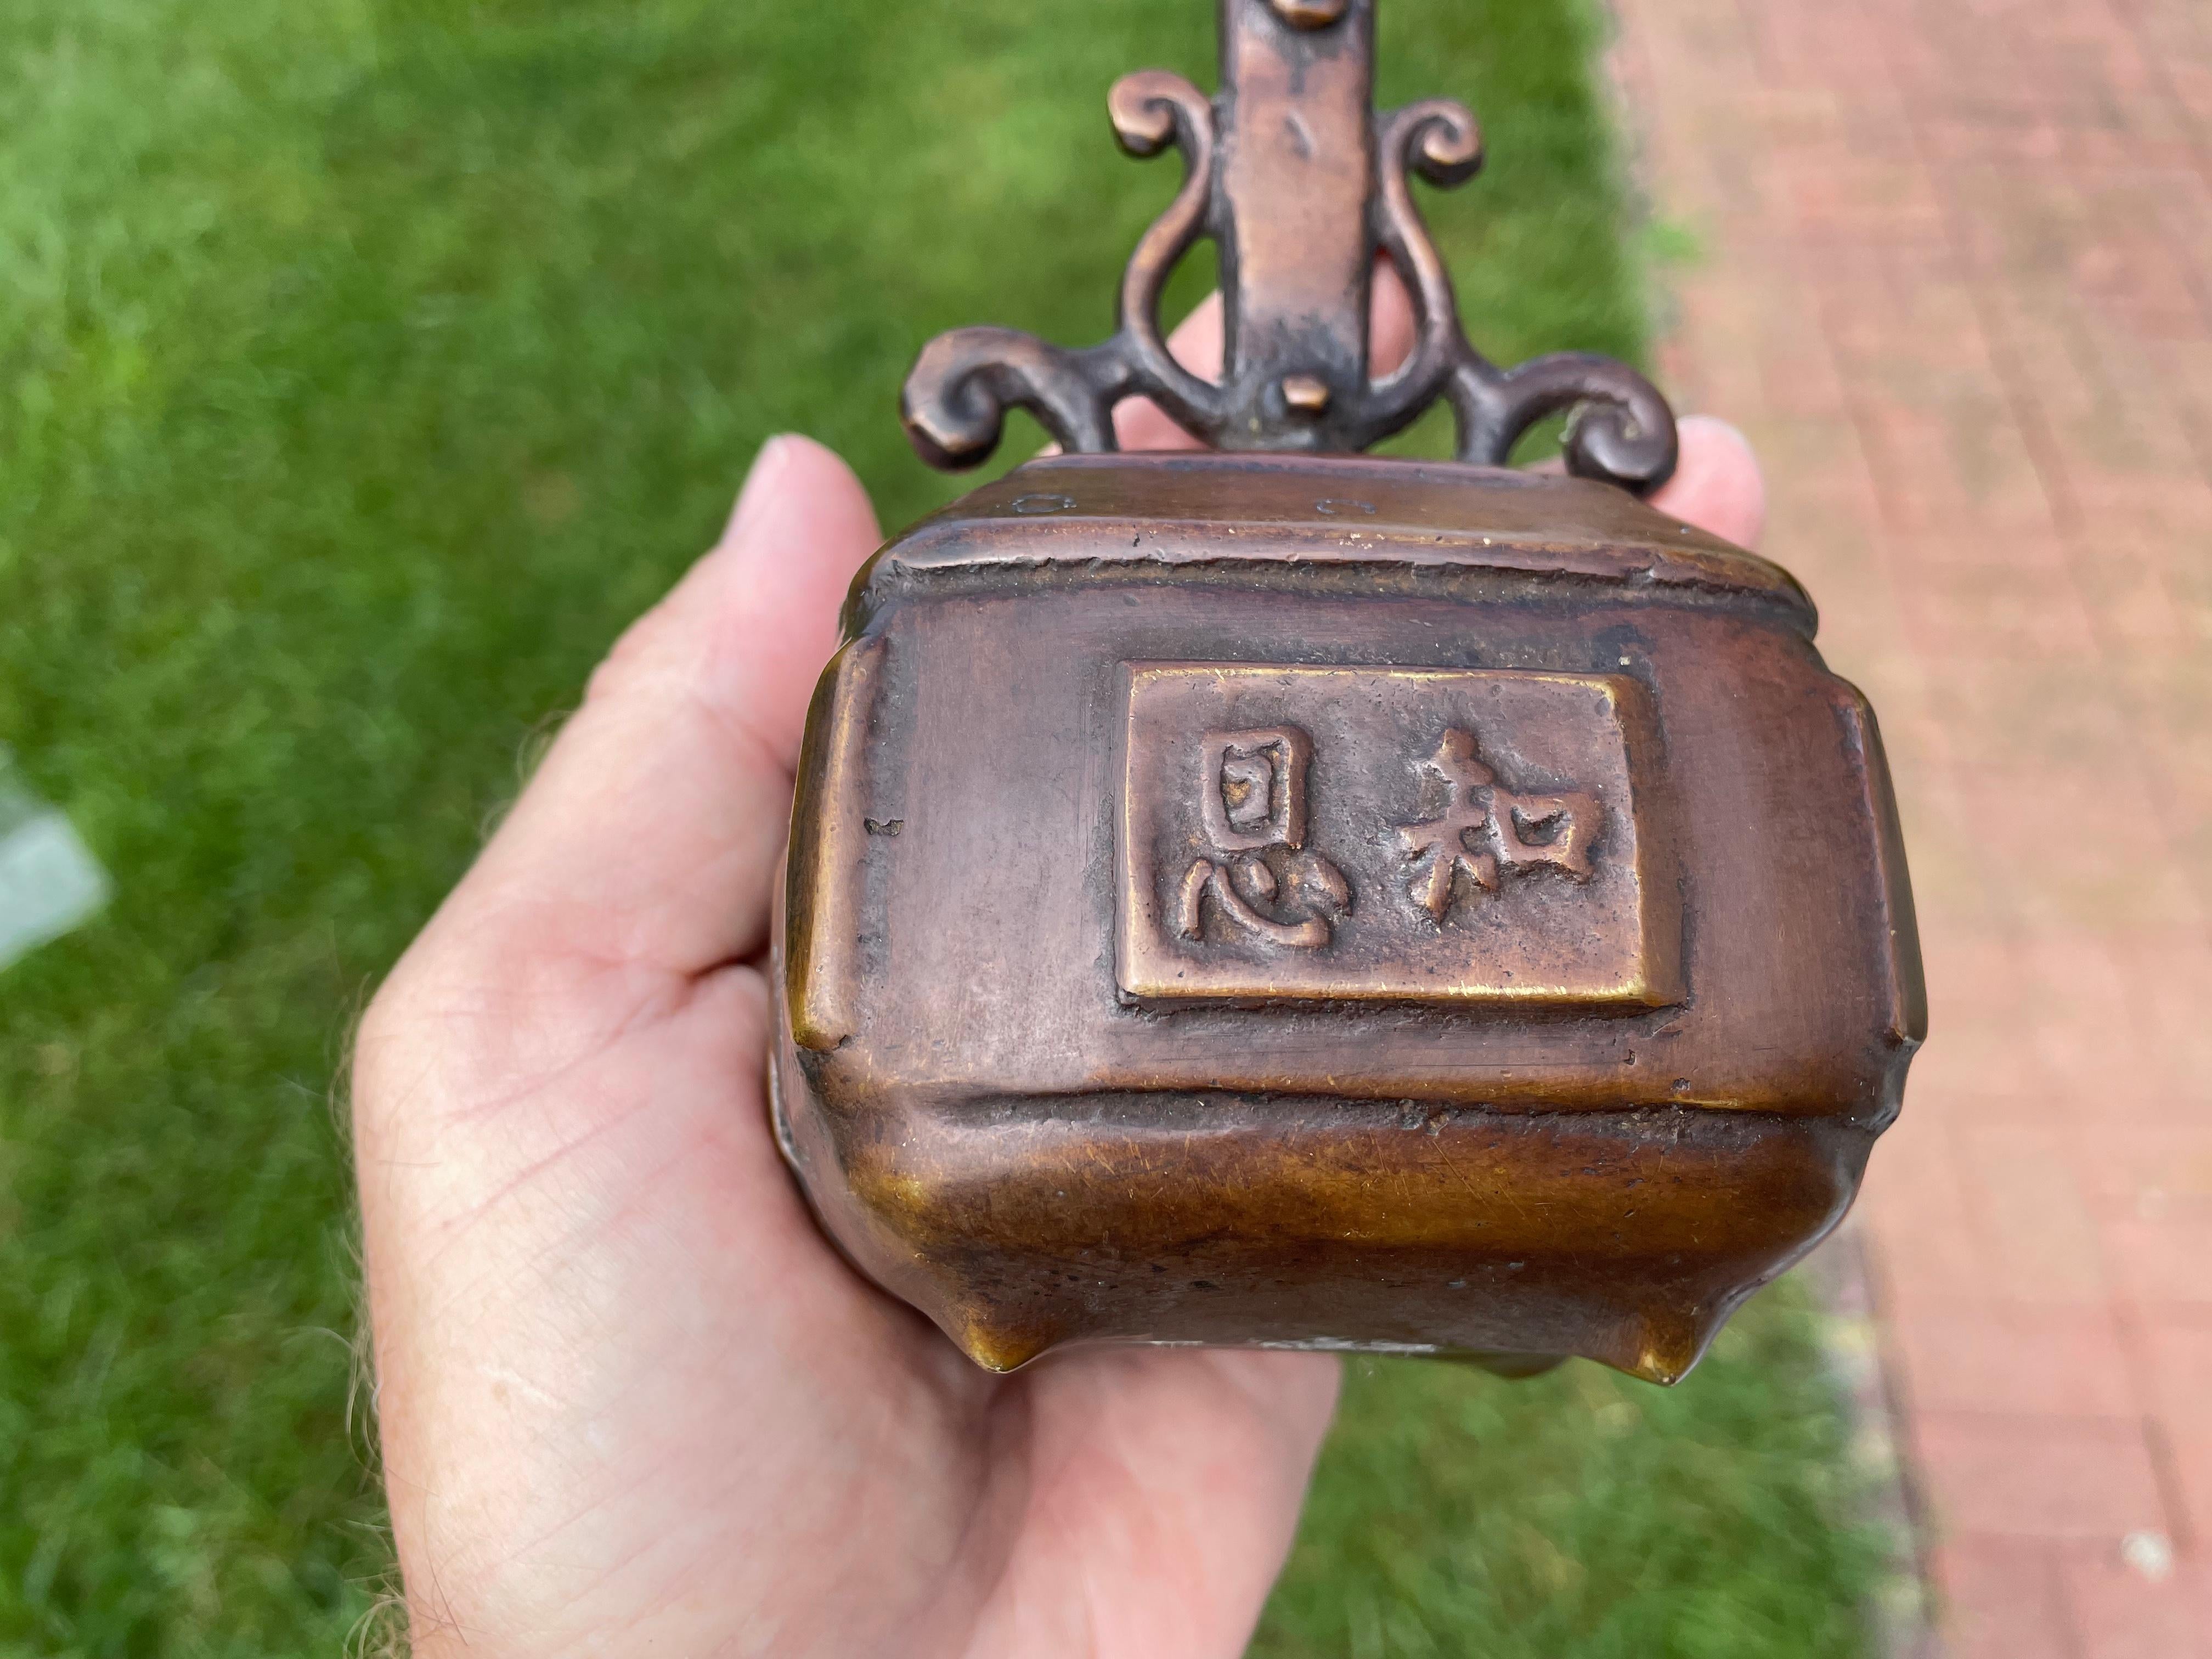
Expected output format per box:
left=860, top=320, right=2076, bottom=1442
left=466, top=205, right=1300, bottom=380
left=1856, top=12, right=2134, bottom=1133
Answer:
left=1397, top=728, right=1599, bottom=920
left=1177, top=726, right=1351, bottom=951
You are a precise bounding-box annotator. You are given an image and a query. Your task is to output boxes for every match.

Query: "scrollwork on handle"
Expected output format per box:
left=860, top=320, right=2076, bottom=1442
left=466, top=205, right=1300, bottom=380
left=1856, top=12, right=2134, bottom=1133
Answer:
left=899, top=0, right=1678, bottom=495
left=1370, top=98, right=1677, bottom=490
left=898, top=71, right=1212, bottom=468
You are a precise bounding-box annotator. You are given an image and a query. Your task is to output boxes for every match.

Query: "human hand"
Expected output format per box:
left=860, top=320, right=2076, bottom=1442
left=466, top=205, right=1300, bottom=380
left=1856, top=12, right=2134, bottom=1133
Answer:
left=352, top=285, right=1763, bottom=1658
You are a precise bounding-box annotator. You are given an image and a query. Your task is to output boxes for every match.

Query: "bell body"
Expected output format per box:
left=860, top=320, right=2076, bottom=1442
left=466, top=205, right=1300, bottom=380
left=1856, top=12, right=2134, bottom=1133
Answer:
left=773, top=452, right=1923, bottom=1380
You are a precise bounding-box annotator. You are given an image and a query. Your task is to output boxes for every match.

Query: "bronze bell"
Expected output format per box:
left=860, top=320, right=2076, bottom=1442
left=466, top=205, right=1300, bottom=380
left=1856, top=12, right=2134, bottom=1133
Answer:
left=771, top=0, right=1924, bottom=1383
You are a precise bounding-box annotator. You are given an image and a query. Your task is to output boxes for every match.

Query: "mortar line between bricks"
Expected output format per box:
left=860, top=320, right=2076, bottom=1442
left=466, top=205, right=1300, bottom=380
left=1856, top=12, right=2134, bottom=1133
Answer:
left=1872, top=12, right=2212, bottom=1619
left=2118, top=0, right=2212, bottom=214
left=1888, top=0, right=2212, bottom=947
left=2142, top=1409, right=2199, bottom=1559
left=2092, top=0, right=2212, bottom=495
left=1611, top=0, right=2212, bottom=1649
left=1852, top=1223, right=1947, bottom=1651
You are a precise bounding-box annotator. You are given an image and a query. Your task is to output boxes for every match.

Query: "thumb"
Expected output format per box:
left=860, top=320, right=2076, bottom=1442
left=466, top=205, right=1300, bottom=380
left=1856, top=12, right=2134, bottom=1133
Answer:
left=1650, top=415, right=1766, bottom=549
left=427, top=434, right=882, bottom=988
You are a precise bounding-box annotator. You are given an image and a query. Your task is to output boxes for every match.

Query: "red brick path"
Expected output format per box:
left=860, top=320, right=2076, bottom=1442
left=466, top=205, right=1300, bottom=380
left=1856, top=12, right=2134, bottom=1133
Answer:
left=1607, top=0, right=2212, bottom=1652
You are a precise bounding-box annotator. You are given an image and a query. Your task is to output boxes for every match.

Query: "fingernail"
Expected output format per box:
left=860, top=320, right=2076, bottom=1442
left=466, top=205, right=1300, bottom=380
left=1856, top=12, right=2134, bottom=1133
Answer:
left=724, top=435, right=796, bottom=541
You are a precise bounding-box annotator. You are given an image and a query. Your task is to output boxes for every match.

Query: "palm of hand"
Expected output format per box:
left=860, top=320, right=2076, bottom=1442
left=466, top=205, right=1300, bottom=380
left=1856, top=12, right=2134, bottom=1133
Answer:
left=353, top=430, right=1338, bottom=1659
left=354, top=300, right=1762, bottom=1655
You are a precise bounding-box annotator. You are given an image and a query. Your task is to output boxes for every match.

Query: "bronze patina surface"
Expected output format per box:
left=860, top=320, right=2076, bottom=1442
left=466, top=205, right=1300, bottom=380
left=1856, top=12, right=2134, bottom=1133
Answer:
left=1116, top=662, right=1671, bottom=1006
left=772, top=0, right=1922, bottom=1380
left=899, top=0, right=1675, bottom=487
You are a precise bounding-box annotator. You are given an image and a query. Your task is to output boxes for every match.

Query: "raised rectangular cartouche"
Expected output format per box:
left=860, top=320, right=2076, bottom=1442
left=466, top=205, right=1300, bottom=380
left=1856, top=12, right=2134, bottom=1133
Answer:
left=772, top=0, right=1923, bottom=1381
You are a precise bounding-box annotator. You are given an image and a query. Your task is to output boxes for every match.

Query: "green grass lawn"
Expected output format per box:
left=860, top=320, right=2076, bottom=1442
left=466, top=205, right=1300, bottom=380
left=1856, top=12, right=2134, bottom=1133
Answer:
left=0, top=0, right=1881, bottom=1651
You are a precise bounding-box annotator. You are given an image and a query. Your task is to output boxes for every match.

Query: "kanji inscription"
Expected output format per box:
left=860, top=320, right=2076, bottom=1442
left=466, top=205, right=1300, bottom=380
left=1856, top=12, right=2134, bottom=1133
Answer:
left=1397, top=729, right=1600, bottom=919
left=1174, top=726, right=1351, bottom=950
left=1116, top=664, right=1679, bottom=1005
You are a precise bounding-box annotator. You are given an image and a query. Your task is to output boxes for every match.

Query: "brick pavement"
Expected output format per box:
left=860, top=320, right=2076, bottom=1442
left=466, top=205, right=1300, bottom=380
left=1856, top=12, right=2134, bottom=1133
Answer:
left=1607, top=0, right=2212, bottom=1651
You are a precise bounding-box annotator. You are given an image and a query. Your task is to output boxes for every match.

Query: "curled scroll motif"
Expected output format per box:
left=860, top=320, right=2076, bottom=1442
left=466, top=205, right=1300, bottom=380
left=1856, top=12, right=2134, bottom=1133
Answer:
left=1369, top=99, right=1678, bottom=494
left=900, top=328, right=1134, bottom=470
left=900, top=72, right=1217, bottom=470
left=1446, top=349, right=1679, bottom=493
left=899, top=66, right=1679, bottom=495
left=1361, top=99, right=1484, bottom=435
left=1108, top=71, right=1221, bottom=433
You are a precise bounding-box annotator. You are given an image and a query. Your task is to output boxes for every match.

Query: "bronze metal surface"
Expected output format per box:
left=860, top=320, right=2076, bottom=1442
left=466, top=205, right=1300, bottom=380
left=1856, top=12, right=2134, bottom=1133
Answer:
left=899, top=0, right=1678, bottom=489
left=771, top=0, right=1921, bottom=1381
left=1116, top=664, right=1676, bottom=1006
left=774, top=458, right=1923, bottom=1379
